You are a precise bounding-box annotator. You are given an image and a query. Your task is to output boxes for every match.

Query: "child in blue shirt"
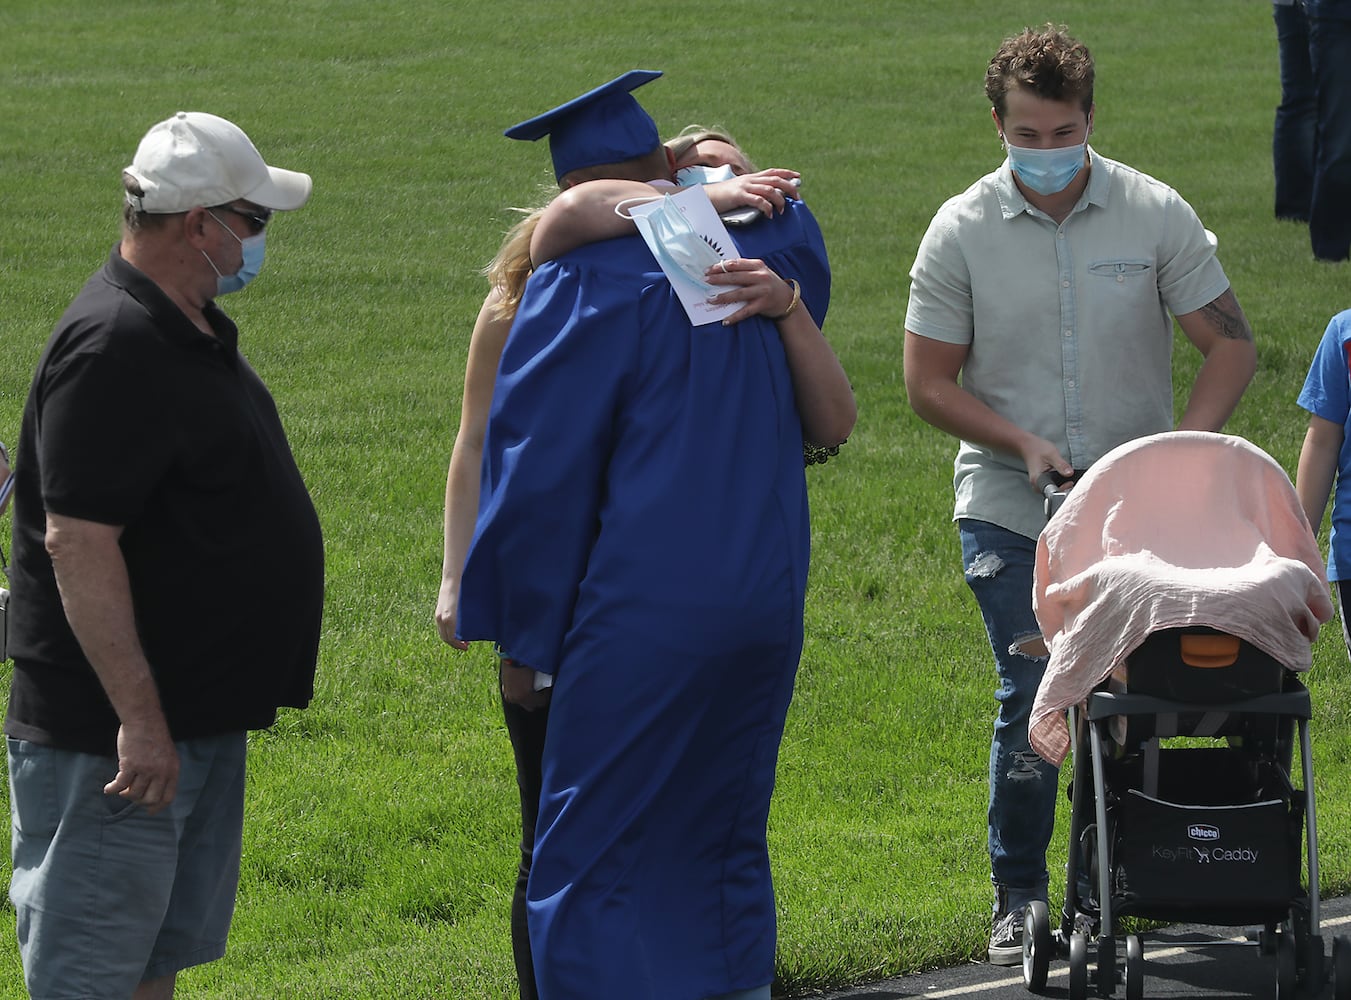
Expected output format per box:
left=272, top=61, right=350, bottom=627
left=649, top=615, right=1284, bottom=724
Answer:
left=1296, top=307, right=1351, bottom=651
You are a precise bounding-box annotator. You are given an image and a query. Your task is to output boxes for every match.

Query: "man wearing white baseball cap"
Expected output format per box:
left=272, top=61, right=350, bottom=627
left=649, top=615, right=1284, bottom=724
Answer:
left=5, top=112, right=323, bottom=998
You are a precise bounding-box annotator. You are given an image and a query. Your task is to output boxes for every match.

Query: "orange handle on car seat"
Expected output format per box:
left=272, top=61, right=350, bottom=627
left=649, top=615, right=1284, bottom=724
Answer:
left=1179, top=633, right=1241, bottom=668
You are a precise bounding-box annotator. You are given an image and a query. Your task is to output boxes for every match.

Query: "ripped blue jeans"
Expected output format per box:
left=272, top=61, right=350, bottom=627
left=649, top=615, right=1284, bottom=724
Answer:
left=959, top=519, right=1059, bottom=912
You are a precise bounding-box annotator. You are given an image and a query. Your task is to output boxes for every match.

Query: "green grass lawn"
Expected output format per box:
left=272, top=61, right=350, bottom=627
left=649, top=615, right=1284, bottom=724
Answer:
left=2, top=1, right=1350, bottom=997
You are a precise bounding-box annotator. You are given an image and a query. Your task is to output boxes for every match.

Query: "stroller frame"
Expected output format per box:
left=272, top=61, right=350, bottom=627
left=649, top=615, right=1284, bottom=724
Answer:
left=1022, top=657, right=1351, bottom=999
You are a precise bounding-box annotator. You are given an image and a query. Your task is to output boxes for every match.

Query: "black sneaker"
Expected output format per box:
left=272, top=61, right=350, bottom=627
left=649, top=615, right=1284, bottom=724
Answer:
left=988, top=906, right=1024, bottom=965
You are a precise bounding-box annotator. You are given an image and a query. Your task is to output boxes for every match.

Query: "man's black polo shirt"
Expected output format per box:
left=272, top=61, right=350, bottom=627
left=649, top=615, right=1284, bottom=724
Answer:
left=6, top=247, right=324, bottom=756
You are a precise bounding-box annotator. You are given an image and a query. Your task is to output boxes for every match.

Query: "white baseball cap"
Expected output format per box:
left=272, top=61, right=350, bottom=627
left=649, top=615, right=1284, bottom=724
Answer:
left=123, top=111, right=312, bottom=214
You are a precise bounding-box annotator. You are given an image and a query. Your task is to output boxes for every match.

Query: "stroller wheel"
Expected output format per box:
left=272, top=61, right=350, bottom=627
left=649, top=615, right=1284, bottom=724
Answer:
left=1023, top=901, right=1053, bottom=993
left=1068, top=931, right=1089, bottom=1000
left=1124, top=934, right=1144, bottom=1000
left=1259, top=923, right=1278, bottom=956
left=1332, top=936, right=1351, bottom=1000
left=1276, top=930, right=1297, bottom=1000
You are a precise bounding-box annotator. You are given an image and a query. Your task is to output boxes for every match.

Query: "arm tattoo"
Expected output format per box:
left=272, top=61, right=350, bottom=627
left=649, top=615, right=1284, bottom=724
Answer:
left=1198, top=289, right=1254, bottom=342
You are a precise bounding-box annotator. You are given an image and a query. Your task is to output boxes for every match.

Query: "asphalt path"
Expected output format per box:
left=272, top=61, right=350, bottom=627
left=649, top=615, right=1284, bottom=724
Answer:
left=812, top=895, right=1351, bottom=999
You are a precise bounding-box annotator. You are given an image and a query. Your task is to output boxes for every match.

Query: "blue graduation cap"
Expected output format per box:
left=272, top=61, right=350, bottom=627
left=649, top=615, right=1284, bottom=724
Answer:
left=505, top=70, right=663, bottom=182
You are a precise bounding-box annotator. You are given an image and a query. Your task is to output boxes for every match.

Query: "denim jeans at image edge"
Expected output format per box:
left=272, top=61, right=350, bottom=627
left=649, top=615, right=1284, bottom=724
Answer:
left=1307, top=3, right=1351, bottom=259
left=959, top=519, right=1059, bottom=910
left=1274, top=1, right=1317, bottom=219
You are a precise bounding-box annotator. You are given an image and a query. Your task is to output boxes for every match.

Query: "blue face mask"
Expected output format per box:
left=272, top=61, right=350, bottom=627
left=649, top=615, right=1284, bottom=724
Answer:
left=619, top=194, right=725, bottom=292
left=675, top=163, right=738, bottom=186
left=1004, top=132, right=1088, bottom=196
left=202, top=211, right=267, bottom=295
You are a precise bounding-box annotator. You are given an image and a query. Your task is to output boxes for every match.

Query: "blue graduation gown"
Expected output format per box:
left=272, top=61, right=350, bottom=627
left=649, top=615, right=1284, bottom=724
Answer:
left=458, top=200, right=831, bottom=1000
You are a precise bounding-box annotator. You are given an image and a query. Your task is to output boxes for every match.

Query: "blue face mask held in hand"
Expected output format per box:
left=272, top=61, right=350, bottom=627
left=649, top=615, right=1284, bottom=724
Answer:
left=616, top=186, right=741, bottom=326
left=619, top=194, right=725, bottom=292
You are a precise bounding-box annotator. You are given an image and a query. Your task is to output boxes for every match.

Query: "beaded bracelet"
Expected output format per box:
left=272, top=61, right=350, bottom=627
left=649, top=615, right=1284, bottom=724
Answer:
left=771, top=279, right=801, bottom=320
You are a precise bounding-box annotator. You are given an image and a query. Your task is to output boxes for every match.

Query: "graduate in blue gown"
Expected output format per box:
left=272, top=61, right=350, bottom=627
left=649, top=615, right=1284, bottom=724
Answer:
left=457, top=71, right=849, bottom=1000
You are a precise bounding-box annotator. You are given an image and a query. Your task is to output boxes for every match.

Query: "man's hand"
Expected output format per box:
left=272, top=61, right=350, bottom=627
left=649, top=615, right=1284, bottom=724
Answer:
left=1018, top=435, right=1075, bottom=493
left=105, top=720, right=180, bottom=815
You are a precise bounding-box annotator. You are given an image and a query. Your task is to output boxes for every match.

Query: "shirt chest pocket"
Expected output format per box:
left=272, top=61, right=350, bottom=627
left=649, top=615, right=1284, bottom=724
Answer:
left=1089, top=259, right=1153, bottom=284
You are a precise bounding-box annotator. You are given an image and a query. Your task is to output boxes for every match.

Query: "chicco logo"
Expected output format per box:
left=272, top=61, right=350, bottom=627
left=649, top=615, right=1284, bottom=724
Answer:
left=1188, top=825, right=1221, bottom=842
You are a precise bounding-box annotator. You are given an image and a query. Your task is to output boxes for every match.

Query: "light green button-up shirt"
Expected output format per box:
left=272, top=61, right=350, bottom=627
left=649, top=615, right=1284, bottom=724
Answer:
left=905, top=148, right=1231, bottom=540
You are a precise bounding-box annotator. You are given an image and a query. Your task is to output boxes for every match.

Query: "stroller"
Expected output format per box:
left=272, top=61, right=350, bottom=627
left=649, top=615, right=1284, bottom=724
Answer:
left=1018, top=432, right=1349, bottom=1000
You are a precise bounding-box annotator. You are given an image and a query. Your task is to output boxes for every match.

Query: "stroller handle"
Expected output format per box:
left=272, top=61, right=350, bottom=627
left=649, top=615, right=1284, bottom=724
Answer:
left=1036, top=468, right=1077, bottom=495
left=1037, top=469, right=1075, bottom=520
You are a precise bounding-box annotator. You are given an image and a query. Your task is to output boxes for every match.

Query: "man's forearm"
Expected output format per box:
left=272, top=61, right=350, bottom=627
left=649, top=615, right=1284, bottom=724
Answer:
left=530, top=181, right=650, bottom=264
left=1176, top=338, right=1257, bottom=432
left=908, top=375, right=1035, bottom=460
left=45, top=514, right=168, bottom=731
left=1175, top=288, right=1256, bottom=432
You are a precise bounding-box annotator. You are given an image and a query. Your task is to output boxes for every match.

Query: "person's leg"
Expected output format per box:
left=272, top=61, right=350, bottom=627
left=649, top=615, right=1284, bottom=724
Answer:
left=141, top=732, right=246, bottom=985
left=1307, top=4, right=1351, bottom=259
left=8, top=733, right=245, bottom=999
left=500, top=662, right=550, bottom=1000
left=959, top=520, right=1060, bottom=965
left=133, top=973, right=176, bottom=1000
left=1273, top=2, right=1317, bottom=219
left=8, top=739, right=177, bottom=999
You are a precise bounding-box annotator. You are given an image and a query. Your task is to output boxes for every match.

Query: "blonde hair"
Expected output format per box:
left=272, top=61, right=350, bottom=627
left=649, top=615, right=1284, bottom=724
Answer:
left=484, top=207, right=546, bottom=321
left=664, top=125, right=757, bottom=172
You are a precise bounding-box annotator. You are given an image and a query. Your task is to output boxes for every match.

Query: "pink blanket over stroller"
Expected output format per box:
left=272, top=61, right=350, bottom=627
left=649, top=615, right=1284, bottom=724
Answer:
left=1030, top=431, right=1333, bottom=766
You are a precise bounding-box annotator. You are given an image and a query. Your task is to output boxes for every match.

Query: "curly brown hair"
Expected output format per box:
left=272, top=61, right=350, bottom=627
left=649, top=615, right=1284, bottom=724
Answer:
left=985, top=24, right=1094, bottom=122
